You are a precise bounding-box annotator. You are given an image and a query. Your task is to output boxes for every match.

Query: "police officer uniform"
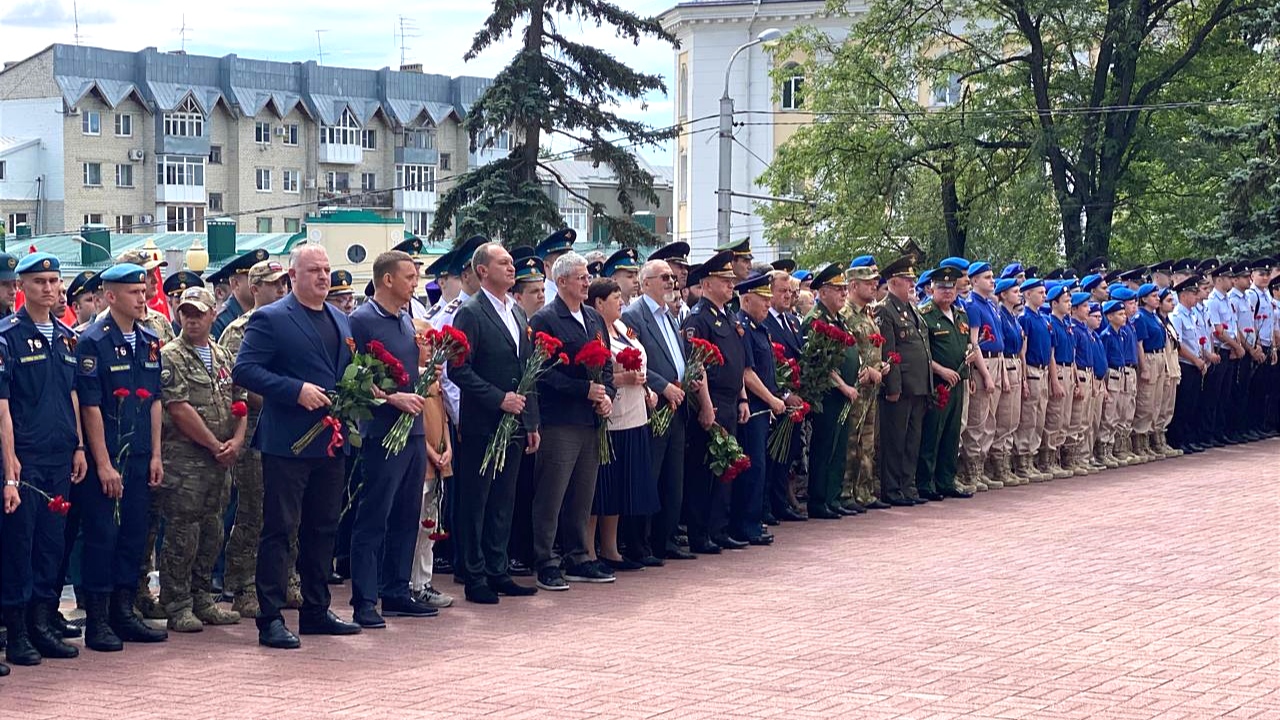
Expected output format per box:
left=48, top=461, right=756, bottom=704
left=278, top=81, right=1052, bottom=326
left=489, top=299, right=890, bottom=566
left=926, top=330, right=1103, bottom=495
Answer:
left=716, top=237, right=754, bottom=315
left=915, top=265, right=972, bottom=499
left=0, top=253, right=84, bottom=665
left=536, top=228, right=577, bottom=304
left=74, top=262, right=168, bottom=651
left=803, top=263, right=860, bottom=518
left=876, top=255, right=932, bottom=506
left=209, top=249, right=271, bottom=340
left=728, top=273, right=777, bottom=544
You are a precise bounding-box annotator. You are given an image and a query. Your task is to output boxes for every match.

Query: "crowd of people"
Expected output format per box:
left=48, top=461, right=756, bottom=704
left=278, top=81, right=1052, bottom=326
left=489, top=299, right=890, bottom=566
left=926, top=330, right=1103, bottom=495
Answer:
left=0, top=230, right=1277, bottom=666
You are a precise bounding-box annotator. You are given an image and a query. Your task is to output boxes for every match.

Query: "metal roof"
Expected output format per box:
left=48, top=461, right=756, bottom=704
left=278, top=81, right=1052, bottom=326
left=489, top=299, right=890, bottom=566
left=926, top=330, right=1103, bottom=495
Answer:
left=23, top=232, right=297, bottom=274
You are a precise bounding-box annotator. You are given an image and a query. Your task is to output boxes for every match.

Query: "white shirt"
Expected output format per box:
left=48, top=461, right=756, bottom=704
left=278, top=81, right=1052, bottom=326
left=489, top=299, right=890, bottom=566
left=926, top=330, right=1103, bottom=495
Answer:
left=1206, top=289, right=1237, bottom=344
left=642, top=294, right=685, bottom=379
left=482, top=286, right=520, bottom=346
left=569, top=307, right=586, bottom=331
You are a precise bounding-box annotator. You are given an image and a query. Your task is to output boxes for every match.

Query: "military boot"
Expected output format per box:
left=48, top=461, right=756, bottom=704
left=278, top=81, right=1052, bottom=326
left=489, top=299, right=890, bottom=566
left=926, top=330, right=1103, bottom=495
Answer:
left=1090, top=441, right=1111, bottom=470
left=1156, top=430, right=1183, bottom=457
left=992, top=453, right=1016, bottom=487
left=193, top=597, right=241, bottom=626
left=134, top=591, right=167, bottom=620
left=1004, top=454, right=1029, bottom=486
left=109, top=588, right=167, bottom=643
left=1018, top=453, right=1045, bottom=482
left=1066, top=445, right=1091, bottom=476
left=231, top=589, right=260, bottom=619
left=1133, top=433, right=1153, bottom=462
left=166, top=606, right=204, bottom=633
left=982, top=456, right=1004, bottom=489
left=1100, top=441, right=1121, bottom=468
left=3, top=605, right=41, bottom=666
left=83, top=592, right=123, bottom=652
left=1049, top=447, right=1073, bottom=478
left=1113, top=435, right=1137, bottom=465
left=28, top=602, right=78, bottom=659
left=285, top=579, right=303, bottom=610
left=1078, top=443, right=1100, bottom=474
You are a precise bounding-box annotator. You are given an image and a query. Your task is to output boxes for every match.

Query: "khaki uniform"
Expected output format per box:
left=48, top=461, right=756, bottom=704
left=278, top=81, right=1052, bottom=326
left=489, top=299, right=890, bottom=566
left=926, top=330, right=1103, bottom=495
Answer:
left=157, top=335, right=243, bottom=617
left=842, top=300, right=884, bottom=505
left=129, top=305, right=175, bottom=613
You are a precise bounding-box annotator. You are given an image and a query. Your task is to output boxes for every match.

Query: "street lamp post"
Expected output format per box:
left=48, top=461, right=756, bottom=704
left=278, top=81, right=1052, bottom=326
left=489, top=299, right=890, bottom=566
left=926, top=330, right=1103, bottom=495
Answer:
left=718, top=28, right=783, bottom=250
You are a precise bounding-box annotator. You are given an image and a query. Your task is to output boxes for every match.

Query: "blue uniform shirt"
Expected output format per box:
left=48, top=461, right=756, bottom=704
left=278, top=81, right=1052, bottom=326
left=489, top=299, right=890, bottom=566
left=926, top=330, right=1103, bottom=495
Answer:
left=1099, top=325, right=1128, bottom=369
left=737, top=309, right=777, bottom=413
left=349, top=298, right=423, bottom=440
left=965, top=294, right=1004, bottom=355
left=0, top=309, right=80, bottom=454
left=1019, top=307, right=1053, bottom=367
left=1135, top=308, right=1166, bottom=353
left=75, top=316, right=163, bottom=457
left=1070, top=317, right=1092, bottom=369
left=1048, top=314, right=1074, bottom=366
left=998, top=305, right=1023, bottom=356
left=1122, top=318, right=1139, bottom=365
left=1089, top=327, right=1108, bottom=378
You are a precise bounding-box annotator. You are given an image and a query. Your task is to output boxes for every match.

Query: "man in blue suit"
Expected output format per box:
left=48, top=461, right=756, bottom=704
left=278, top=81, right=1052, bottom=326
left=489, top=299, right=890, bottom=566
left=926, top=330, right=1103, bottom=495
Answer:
left=232, top=245, right=362, bottom=649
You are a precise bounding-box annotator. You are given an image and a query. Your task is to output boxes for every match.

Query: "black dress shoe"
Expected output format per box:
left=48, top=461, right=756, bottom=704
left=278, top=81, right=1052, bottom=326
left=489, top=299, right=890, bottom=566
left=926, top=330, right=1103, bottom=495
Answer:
left=465, top=584, right=500, bottom=604
left=921, top=492, right=944, bottom=501
left=865, top=500, right=891, bottom=510
left=602, top=556, right=645, bottom=571
left=663, top=548, right=697, bottom=560
left=258, top=619, right=301, bottom=649
left=712, top=534, right=748, bottom=550
left=942, top=489, right=973, bottom=499
left=381, top=596, right=438, bottom=617
left=351, top=605, right=386, bottom=628
left=808, top=506, right=842, bottom=519
left=689, top=539, right=722, bottom=555
left=327, top=571, right=344, bottom=585
left=912, top=496, right=929, bottom=504
left=746, top=534, right=774, bottom=546
left=777, top=507, right=808, bottom=522
left=887, top=498, right=915, bottom=507
left=300, top=609, right=362, bottom=635
left=508, top=559, right=534, bottom=577
left=763, top=513, right=780, bottom=526
left=334, top=557, right=351, bottom=579
left=628, top=555, right=665, bottom=568
left=489, top=577, right=538, bottom=596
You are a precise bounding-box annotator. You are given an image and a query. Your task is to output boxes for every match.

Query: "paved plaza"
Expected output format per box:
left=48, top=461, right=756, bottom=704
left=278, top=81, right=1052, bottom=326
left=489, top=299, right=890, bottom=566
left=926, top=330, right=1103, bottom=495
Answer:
left=4, top=441, right=1278, bottom=719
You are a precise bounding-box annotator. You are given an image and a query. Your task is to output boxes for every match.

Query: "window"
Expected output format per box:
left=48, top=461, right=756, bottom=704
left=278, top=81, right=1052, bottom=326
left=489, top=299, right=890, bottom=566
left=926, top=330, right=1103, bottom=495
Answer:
left=932, top=72, right=962, bottom=106
left=256, top=217, right=273, bottom=233
left=361, top=172, right=376, bottom=191
left=325, top=171, right=350, bottom=192
left=255, top=121, right=271, bottom=144
left=560, top=203, right=588, bottom=234
left=163, top=96, right=204, bottom=137
left=678, top=62, right=689, bottom=120
left=255, top=168, right=272, bottom=192
left=781, top=65, right=804, bottom=110
left=282, top=169, right=300, bottom=194
left=405, top=128, right=435, bottom=150
left=115, top=215, right=134, bottom=233
left=209, top=145, right=223, bottom=164
left=678, top=150, right=688, bottom=203
left=81, top=111, right=101, bottom=135
left=82, top=213, right=104, bottom=226
left=114, top=113, right=133, bottom=137
left=156, top=156, right=205, bottom=186
left=497, top=129, right=511, bottom=150
left=481, top=129, right=511, bottom=150
left=7, top=213, right=29, bottom=232
left=284, top=217, right=301, bottom=234
left=401, top=211, right=433, bottom=236
left=115, top=164, right=134, bottom=188
left=320, top=108, right=360, bottom=146
left=439, top=153, right=451, bottom=171
left=0, top=160, right=5, bottom=180
left=282, top=123, right=299, bottom=146
left=361, top=129, right=377, bottom=150
left=166, top=205, right=203, bottom=232
left=209, top=192, right=223, bottom=212
left=83, top=162, right=102, bottom=186
left=396, top=164, right=435, bottom=192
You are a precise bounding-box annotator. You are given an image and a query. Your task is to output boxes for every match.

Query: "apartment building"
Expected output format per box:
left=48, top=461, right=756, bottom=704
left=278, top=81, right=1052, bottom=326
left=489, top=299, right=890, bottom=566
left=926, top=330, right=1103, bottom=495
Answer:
left=0, top=44, right=502, bottom=239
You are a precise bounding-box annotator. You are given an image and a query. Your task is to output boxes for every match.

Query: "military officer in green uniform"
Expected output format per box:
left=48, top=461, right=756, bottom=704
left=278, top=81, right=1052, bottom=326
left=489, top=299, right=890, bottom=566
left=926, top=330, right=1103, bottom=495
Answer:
left=877, top=255, right=933, bottom=507
left=802, top=263, right=861, bottom=520
left=157, top=287, right=246, bottom=632
left=915, top=265, right=975, bottom=500
left=842, top=256, right=890, bottom=510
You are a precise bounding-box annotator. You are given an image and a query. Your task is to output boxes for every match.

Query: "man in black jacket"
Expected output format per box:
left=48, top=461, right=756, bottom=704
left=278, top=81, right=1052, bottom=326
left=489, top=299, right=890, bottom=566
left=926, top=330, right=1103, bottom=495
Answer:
left=528, top=252, right=616, bottom=591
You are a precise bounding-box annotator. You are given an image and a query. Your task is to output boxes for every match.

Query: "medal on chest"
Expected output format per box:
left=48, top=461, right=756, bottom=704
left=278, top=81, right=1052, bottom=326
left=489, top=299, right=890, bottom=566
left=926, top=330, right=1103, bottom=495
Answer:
left=149, top=341, right=160, bottom=363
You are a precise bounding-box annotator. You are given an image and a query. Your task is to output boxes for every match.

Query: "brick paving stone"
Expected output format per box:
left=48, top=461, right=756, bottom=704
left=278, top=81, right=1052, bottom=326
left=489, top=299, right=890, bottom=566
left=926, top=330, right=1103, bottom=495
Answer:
left=1, top=440, right=1277, bottom=719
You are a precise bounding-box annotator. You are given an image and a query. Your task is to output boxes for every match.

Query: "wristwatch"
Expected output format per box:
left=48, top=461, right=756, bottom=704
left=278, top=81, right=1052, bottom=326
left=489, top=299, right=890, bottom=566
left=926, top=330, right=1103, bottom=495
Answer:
left=4, top=480, right=18, bottom=487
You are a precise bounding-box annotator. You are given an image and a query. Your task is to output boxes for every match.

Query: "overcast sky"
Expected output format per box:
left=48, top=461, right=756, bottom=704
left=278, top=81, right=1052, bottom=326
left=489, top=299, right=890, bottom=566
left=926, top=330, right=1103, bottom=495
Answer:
left=0, top=0, right=679, bottom=164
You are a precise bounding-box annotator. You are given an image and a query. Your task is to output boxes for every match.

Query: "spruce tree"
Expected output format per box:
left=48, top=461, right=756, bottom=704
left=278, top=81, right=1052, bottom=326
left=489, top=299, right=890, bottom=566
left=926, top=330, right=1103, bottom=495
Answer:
left=429, top=1, right=677, bottom=248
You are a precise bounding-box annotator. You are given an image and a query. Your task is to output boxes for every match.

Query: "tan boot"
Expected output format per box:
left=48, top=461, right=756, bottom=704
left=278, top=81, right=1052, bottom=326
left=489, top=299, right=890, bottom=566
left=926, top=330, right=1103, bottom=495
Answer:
left=166, top=606, right=204, bottom=633
left=1101, top=441, right=1121, bottom=468
left=1007, top=454, right=1030, bottom=486
left=1066, top=445, right=1091, bottom=476
left=981, top=456, right=1004, bottom=489
left=285, top=583, right=303, bottom=610
left=1156, top=431, right=1183, bottom=457
left=993, top=453, right=1019, bottom=487
left=1019, top=453, right=1046, bottom=482
left=1089, top=441, right=1110, bottom=470
left=193, top=601, right=241, bottom=626
left=1114, top=435, right=1137, bottom=465
left=231, top=589, right=259, bottom=619
left=135, top=592, right=167, bottom=620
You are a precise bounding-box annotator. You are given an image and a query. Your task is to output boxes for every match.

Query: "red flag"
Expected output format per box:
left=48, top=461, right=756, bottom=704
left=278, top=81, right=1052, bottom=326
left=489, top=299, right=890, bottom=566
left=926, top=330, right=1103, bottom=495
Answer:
left=14, top=289, right=24, bottom=311
left=147, top=266, right=172, bottom=320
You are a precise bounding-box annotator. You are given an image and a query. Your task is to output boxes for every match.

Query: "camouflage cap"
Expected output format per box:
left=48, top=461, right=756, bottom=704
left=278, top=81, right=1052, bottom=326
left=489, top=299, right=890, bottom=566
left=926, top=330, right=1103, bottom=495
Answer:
left=176, top=286, right=216, bottom=313
left=116, top=248, right=167, bottom=271
left=249, top=259, right=287, bottom=284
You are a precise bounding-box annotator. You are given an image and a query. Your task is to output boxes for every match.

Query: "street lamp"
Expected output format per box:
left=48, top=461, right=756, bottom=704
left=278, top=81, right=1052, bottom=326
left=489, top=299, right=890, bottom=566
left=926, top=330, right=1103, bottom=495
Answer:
left=71, top=234, right=111, bottom=264
left=185, top=237, right=209, bottom=273
left=718, top=27, right=783, bottom=249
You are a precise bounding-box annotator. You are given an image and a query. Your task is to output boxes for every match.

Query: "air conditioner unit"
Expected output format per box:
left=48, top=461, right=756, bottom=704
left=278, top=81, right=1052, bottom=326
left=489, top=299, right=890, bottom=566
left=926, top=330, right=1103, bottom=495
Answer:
left=140, top=214, right=153, bottom=225
left=274, top=126, right=286, bottom=137
left=304, top=178, right=317, bottom=189
left=128, top=149, right=146, bottom=161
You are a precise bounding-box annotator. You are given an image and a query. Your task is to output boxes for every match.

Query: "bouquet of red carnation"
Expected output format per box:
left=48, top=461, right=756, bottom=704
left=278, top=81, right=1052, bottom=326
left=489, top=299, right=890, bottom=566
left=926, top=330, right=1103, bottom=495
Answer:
left=772, top=343, right=801, bottom=391
left=383, top=325, right=470, bottom=457
left=481, top=331, right=567, bottom=476
left=291, top=340, right=397, bottom=456
left=799, top=318, right=856, bottom=414
left=869, top=332, right=885, bottom=347
left=887, top=351, right=902, bottom=365
left=707, top=424, right=750, bottom=483
left=14, top=480, right=71, bottom=516
left=766, top=399, right=810, bottom=462
left=933, top=382, right=951, bottom=410
left=576, top=338, right=615, bottom=464
left=650, top=336, right=723, bottom=436
left=617, top=346, right=644, bottom=372
left=230, top=400, right=249, bottom=418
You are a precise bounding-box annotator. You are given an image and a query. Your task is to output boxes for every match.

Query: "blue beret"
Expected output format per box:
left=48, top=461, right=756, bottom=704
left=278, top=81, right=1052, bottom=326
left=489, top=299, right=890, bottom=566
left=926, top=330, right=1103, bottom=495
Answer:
left=1047, top=284, right=1068, bottom=302
left=792, top=270, right=812, bottom=282
left=1102, top=300, right=1124, bottom=315
left=1136, top=282, right=1157, bottom=299
left=1020, top=278, right=1044, bottom=292
left=1070, top=291, right=1091, bottom=307
left=1158, top=287, right=1172, bottom=300
left=939, top=257, right=970, bottom=272
left=848, top=255, right=876, bottom=269
left=15, top=252, right=60, bottom=274
left=999, top=262, right=1023, bottom=279
left=1088, top=302, right=1102, bottom=314
left=915, top=268, right=936, bottom=288
left=1110, top=286, right=1137, bottom=301
left=100, top=263, right=147, bottom=284
left=1081, top=273, right=1103, bottom=292
left=995, top=278, right=1019, bottom=294
left=968, top=261, right=992, bottom=277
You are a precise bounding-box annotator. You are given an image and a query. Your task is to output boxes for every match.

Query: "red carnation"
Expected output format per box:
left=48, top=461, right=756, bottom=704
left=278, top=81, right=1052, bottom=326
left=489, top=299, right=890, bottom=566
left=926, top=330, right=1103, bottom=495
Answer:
left=869, top=333, right=885, bottom=347
left=1244, top=327, right=1254, bottom=333
left=934, top=383, right=951, bottom=409
left=771, top=342, right=787, bottom=362
left=48, top=495, right=70, bottom=515
left=574, top=338, right=612, bottom=370
left=134, top=388, right=151, bottom=400
left=617, top=347, right=644, bottom=372
left=888, top=351, right=902, bottom=365
left=1198, top=337, right=1207, bottom=346
left=368, top=340, right=387, bottom=356
left=535, top=331, right=563, bottom=357
left=230, top=400, right=249, bottom=418
left=557, top=352, right=570, bottom=365
left=427, top=532, right=450, bottom=542
left=113, top=388, right=131, bottom=399
left=421, top=518, right=436, bottom=529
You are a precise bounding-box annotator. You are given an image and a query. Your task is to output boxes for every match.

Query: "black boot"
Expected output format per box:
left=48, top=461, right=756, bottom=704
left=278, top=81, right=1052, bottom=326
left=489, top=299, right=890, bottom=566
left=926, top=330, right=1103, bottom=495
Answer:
left=50, top=602, right=81, bottom=639
left=0, top=659, right=8, bottom=676
left=28, top=603, right=78, bottom=659
left=108, top=588, right=167, bottom=643
left=84, top=593, right=122, bottom=652
left=2, top=606, right=41, bottom=666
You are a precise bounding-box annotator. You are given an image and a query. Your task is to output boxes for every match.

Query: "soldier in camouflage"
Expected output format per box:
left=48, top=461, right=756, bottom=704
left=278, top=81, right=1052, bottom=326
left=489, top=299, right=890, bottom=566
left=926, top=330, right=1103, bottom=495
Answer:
left=842, top=257, right=891, bottom=510
left=157, top=286, right=245, bottom=632
left=219, top=260, right=298, bottom=617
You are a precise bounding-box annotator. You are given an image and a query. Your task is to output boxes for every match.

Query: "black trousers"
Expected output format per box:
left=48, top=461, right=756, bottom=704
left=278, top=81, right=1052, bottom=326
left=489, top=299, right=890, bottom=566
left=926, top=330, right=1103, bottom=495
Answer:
left=1229, top=356, right=1255, bottom=435
left=255, top=453, right=344, bottom=629
left=878, top=394, right=926, bottom=502
left=506, top=450, right=536, bottom=566
left=683, top=416, right=733, bottom=543
left=626, top=409, right=685, bottom=557
left=1169, top=366, right=1203, bottom=449
left=1246, top=352, right=1274, bottom=431
left=1201, top=358, right=1230, bottom=441
left=453, top=428, right=522, bottom=587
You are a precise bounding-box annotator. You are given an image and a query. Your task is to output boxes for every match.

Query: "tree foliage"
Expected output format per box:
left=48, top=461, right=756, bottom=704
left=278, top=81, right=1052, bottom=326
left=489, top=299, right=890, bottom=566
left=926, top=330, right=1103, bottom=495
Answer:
left=429, top=0, right=678, bottom=248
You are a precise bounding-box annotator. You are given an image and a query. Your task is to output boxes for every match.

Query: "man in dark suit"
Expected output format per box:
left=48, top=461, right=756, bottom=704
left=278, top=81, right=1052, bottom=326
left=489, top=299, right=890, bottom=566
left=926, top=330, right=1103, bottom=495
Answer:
left=760, top=270, right=807, bottom=521
left=232, top=245, right=362, bottom=649
left=621, top=259, right=692, bottom=563
left=528, top=252, right=616, bottom=591
left=447, top=242, right=541, bottom=604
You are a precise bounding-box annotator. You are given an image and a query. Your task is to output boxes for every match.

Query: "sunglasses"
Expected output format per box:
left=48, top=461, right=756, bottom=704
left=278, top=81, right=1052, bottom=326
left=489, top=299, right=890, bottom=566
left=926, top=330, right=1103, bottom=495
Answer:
left=646, top=273, right=676, bottom=282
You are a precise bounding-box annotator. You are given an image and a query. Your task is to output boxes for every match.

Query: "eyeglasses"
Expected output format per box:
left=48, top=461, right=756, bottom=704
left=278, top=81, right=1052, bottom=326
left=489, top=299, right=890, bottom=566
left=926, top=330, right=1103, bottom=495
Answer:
left=646, top=273, right=676, bottom=282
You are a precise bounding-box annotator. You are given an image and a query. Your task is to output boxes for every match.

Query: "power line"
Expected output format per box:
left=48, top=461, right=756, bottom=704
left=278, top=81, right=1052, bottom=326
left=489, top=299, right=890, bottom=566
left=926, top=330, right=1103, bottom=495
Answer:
left=733, top=97, right=1263, bottom=121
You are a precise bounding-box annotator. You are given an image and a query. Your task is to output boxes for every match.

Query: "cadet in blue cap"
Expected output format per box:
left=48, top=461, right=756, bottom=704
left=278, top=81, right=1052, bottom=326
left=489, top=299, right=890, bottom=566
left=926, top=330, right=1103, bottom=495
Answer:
left=602, top=247, right=641, bottom=304
left=74, top=262, right=169, bottom=650
left=0, top=252, right=87, bottom=666
left=957, top=260, right=1004, bottom=491
left=1038, top=284, right=1077, bottom=480
left=1131, top=282, right=1168, bottom=462
left=914, top=268, right=935, bottom=304
left=1084, top=300, right=1110, bottom=467
left=210, top=248, right=272, bottom=339
left=991, top=277, right=1031, bottom=484
left=999, top=262, right=1025, bottom=281
left=1065, top=291, right=1103, bottom=474
left=512, top=253, right=546, bottom=318
left=1098, top=298, right=1136, bottom=466
left=0, top=252, right=20, bottom=318
left=1012, top=278, right=1054, bottom=482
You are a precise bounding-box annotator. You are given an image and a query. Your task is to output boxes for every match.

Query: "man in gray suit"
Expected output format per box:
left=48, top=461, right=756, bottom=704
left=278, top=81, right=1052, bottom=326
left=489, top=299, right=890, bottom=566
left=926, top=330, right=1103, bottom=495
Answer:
left=621, top=260, right=694, bottom=562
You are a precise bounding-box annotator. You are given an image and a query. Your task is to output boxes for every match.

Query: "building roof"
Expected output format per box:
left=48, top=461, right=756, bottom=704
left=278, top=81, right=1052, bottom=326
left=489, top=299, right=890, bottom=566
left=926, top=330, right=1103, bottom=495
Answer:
left=21, top=232, right=297, bottom=275
left=540, top=157, right=675, bottom=190
left=0, top=137, right=39, bottom=156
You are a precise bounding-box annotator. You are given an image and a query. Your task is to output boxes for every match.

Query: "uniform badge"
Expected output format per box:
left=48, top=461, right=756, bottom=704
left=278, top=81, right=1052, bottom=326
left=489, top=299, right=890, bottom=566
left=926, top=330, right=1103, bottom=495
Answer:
left=149, top=341, right=160, bottom=362
left=160, top=368, right=173, bottom=385
left=736, top=324, right=744, bottom=337
left=684, top=328, right=695, bottom=341
left=64, top=336, right=77, bottom=352
left=115, top=345, right=129, bottom=358
left=80, top=356, right=96, bottom=373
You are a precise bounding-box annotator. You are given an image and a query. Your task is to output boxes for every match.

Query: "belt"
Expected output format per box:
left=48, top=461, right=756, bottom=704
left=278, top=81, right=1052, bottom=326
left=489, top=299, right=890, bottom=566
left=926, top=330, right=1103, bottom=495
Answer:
left=1000, top=353, right=1018, bottom=359
left=1027, top=362, right=1047, bottom=370
left=1124, top=364, right=1137, bottom=368
left=1144, top=350, right=1163, bottom=356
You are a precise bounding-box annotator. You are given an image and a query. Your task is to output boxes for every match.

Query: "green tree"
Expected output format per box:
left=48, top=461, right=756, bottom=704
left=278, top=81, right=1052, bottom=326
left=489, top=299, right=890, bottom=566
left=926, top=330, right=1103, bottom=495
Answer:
left=429, top=1, right=677, bottom=248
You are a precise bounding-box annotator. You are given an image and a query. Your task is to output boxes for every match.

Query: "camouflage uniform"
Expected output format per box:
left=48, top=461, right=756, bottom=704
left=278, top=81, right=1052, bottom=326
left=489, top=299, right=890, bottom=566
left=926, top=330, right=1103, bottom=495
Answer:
left=842, top=299, right=884, bottom=505
left=219, top=310, right=300, bottom=616
left=157, top=331, right=244, bottom=630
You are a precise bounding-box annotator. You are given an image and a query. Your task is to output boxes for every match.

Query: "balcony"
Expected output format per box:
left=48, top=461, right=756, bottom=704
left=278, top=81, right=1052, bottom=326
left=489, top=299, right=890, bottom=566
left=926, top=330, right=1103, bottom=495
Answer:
left=321, top=189, right=392, bottom=210
left=156, top=182, right=205, bottom=204
left=318, top=142, right=362, bottom=165
left=394, top=189, right=437, bottom=212
left=395, top=146, right=438, bottom=166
